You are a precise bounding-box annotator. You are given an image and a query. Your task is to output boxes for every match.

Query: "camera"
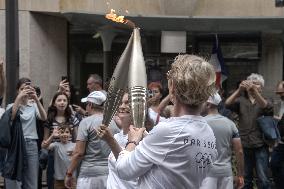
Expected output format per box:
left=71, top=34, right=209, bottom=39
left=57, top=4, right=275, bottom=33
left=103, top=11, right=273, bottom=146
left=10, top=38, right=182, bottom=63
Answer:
left=61, top=76, right=68, bottom=81
left=148, top=90, right=154, bottom=98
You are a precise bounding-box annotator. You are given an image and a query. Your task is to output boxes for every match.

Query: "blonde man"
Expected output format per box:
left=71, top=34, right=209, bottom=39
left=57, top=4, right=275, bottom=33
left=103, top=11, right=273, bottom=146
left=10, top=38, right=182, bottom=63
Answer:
left=114, top=55, right=218, bottom=189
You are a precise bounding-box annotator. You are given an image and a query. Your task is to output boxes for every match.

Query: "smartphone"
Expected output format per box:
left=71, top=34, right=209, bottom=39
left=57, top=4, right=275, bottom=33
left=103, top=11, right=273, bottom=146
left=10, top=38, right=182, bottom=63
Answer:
left=25, top=81, right=31, bottom=86
left=62, top=76, right=68, bottom=81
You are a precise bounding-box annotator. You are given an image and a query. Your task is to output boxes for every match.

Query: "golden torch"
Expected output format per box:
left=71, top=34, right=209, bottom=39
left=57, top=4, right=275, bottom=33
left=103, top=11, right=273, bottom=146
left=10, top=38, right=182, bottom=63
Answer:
left=128, top=28, right=147, bottom=128
left=102, top=33, right=134, bottom=127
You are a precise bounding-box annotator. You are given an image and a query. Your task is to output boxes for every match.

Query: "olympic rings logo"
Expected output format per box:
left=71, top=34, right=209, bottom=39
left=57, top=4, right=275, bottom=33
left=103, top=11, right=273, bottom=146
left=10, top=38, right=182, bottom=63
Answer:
left=195, top=152, right=213, bottom=169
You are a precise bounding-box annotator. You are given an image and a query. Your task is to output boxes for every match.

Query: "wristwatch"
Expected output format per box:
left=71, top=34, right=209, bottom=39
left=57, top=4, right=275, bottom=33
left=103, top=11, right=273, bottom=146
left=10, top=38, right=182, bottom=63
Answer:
left=125, top=141, right=138, bottom=148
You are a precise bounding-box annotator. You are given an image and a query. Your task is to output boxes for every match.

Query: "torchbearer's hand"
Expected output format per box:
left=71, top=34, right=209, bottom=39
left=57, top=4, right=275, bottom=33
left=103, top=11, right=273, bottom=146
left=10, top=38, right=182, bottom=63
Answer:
left=97, top=125, right=113, bottom=142
left=128, top=125, right=146, bottom=144
left=64, top=175, right=73, bottom=189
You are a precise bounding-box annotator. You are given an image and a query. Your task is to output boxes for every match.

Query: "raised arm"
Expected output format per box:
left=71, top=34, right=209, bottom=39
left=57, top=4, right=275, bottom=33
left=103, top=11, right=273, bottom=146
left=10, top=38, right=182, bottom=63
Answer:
left=225, top=81, right=246, bottom=106
left=116, top=125, right=168, bottom=180
left=12, top=87, right=29, bottom=120
left=247, top=83, right=268, bottom=108
left=29, top=86, right=47, bottom=121
left=41, top=127, right=58, bottom=149
left=157, top=94, right=170, bottom=113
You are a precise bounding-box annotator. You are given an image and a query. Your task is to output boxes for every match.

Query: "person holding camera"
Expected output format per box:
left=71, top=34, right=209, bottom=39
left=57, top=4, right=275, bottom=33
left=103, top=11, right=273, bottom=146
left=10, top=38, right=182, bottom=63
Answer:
left=4, top=77, right=47, bottom=189
left=225, top=73, right=272, bottom=189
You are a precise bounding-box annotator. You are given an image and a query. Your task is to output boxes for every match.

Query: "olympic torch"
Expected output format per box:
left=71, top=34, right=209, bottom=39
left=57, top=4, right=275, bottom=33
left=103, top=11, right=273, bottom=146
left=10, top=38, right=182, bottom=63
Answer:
left=128, top=28, right=147, bottom=128
left=102, top=33, right=133, bottom=127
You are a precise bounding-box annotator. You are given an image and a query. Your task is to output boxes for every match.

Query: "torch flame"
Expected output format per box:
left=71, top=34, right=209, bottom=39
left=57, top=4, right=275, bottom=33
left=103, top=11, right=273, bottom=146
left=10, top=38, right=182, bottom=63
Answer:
left=105, top=9, right=136, bottom=28
left=106, top=9, right=125, bottom=24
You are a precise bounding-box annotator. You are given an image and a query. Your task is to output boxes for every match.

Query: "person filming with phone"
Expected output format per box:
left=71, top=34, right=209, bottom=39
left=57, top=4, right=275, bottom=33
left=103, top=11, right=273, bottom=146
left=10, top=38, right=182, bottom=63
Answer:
left=3, top=78, right=47, bottom=189
left=225, top=73, right=272, bottom=189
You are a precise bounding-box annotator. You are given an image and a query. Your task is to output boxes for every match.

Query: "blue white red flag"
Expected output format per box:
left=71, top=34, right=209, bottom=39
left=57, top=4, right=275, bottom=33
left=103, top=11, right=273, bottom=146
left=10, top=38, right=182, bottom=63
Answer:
left=209, top=35, right=228, bottom=89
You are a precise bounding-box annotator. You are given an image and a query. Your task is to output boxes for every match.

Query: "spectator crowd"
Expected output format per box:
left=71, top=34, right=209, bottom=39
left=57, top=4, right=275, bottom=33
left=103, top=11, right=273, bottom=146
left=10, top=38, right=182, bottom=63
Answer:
left=0, top=55, right=284, bottom=189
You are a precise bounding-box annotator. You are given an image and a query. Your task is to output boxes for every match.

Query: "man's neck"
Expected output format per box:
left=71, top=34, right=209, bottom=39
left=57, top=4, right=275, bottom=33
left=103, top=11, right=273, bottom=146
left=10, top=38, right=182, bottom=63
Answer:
left=207, top=109, right=219, bottom=115
left=173, top=101, right=201, bottom=117
left=88, top=109, right=103, bottom=116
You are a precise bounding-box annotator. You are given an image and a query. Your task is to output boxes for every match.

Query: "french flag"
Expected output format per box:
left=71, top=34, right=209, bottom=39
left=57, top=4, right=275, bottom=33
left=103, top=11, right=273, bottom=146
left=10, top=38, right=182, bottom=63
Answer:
left=209, top=35, right=228, bottom=89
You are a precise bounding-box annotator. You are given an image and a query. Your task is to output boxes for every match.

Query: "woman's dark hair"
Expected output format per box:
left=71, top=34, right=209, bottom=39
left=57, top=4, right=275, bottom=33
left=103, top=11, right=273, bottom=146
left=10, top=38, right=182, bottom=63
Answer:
left=47, top=92, right=72, bottom=124
left=16, top=77, right=31, bottom=90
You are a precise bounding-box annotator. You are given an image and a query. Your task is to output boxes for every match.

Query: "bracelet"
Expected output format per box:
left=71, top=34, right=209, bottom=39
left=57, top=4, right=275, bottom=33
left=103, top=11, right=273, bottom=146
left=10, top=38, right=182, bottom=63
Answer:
left=125, top=141, right=138, bottom=148
left=66, top=171, right=72, bottom=177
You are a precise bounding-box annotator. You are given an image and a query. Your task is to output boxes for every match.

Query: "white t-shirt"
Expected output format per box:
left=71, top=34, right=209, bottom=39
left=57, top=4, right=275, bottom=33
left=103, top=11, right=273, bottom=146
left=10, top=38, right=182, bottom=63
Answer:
left=148, top=108, right=166, bottom=124
left=107, top=131, right=138, bottom=189
left=7, top=101, right=40, bottom=139
left=49, top=142, right=76, bottom=180
left=116, top=115, right=218, bottom=189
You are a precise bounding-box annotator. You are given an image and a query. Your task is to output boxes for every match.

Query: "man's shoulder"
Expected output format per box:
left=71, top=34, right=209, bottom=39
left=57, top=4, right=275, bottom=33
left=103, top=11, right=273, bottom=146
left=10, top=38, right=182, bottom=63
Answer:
left=206, top=114, right=236, bottom=128
left=79, top=114, right=103, bottom=128
left=81, top=114, right=102, bottom=123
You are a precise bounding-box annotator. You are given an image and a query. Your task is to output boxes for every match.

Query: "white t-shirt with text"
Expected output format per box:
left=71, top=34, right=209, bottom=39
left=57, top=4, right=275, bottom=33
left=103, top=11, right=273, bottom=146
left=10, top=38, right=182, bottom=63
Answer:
left=116, top=115, right=218, bottom=189
left=107, top=131, right=138, bottom=189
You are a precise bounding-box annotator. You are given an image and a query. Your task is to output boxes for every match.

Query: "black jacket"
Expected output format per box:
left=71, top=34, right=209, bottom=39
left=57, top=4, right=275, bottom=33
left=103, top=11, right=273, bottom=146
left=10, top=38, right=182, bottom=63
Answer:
left=1, top=108, right=27, bottom=181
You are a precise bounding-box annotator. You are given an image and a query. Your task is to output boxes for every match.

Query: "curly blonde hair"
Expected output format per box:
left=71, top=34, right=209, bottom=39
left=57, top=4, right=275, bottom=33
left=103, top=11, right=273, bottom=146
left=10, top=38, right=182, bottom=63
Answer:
left=168, top=55, right=216, bottom=106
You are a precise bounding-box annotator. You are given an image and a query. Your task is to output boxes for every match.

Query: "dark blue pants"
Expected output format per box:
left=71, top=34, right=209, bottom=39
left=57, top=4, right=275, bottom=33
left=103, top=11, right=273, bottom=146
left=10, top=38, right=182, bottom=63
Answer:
left=270, top=143, right=284, bottom=189
left=47, top=152, right=54, bottom=189
left=0, top=148, right=6, bottom=174
left=243, top=146, right=271, bottom=189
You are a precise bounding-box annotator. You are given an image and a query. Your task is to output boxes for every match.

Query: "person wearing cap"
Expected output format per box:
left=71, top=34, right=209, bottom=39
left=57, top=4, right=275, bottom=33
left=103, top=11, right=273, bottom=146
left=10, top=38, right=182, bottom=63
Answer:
left=201, top=92, right=244, bottom=189
left=270, top=81, right=284, bottom=189
left=64, top=91, right=119, bottom=189
left=225, top=73, right=272, bottom=189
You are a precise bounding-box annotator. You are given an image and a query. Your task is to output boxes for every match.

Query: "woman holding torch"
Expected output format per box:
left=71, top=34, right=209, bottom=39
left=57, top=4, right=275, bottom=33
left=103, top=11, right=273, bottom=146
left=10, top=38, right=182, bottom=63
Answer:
left=97, top=93, right=154, bottom=189
left=108, top=55, right=218, bottom=189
